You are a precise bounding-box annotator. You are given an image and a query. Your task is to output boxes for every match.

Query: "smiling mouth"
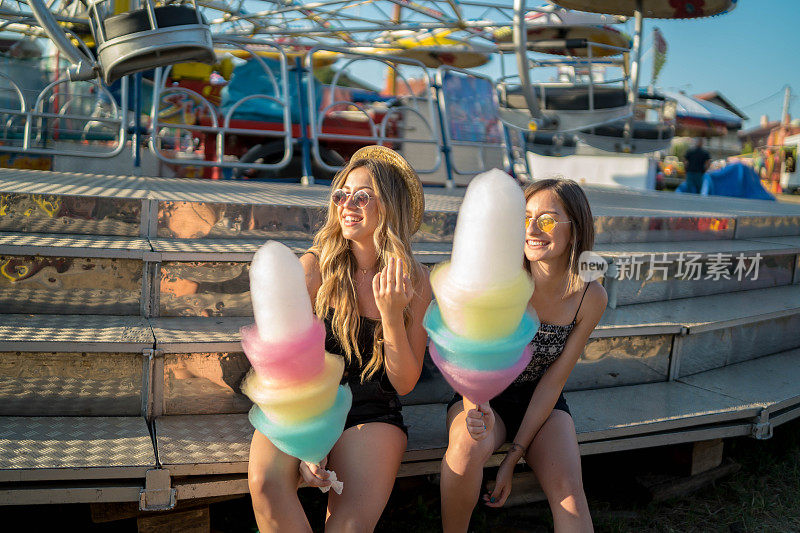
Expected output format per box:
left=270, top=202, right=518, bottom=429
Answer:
left=526, top=239, right=548, bottom=247
left=342, top=215, right=363, bottom=226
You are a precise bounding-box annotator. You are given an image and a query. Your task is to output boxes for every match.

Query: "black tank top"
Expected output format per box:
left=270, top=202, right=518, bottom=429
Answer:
left=323, top=310, right=397, bottom=393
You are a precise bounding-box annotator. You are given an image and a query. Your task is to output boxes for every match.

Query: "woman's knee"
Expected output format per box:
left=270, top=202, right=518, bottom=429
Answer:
left=248, top=459, right=298, bottom=503
left=249, top=469, right=284, bottom=502
left=445, top=427, right=495, bottom=470
left=543, top=472, right=586, bottom=504
left=326, top=512, right=378, bottom=533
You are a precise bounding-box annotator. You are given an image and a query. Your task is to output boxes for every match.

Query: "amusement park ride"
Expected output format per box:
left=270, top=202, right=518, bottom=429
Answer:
left=3, top=0, right=800, bottom=527
left=0, top=0, right=738, bottom=183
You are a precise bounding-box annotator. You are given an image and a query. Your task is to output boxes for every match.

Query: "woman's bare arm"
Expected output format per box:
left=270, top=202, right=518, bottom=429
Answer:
left=299, top=252, right=323, bottom=308
left=381, top=262, right=432, bottom=395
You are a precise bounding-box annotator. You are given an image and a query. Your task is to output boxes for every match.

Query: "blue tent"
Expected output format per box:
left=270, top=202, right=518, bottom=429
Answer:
left=676, top=163, right=775, bottom=201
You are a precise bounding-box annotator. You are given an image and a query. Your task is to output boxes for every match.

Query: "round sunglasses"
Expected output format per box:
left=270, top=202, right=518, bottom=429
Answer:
left=525, top=213, right=572, bottom=233
left=331, top=189, right=373, bottom=209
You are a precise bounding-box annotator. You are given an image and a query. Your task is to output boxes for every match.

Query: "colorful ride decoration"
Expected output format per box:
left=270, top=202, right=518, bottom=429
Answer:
left=493, top=8, right=631, bottom=58
left=499, top=1, right=634, bottom=135
left=370, top=28, right=492, bottom=68
left=663, top=91, right=742, bottom=138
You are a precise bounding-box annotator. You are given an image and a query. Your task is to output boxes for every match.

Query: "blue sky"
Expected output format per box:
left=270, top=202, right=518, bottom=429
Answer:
left=477, top=0, right=799, bottom=129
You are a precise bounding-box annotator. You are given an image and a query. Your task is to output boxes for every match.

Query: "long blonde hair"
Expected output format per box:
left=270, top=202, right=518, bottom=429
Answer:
left=312, top=158, right=422, bottom=381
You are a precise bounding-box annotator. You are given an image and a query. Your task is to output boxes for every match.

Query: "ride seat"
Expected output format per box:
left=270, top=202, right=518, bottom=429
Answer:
left=588, top=121, right=674, bottom=139
left=506, top=86, right=627, bottom=111
left=96, top=4, right=214, bottom=84
left=103, top=5, right=206, bottom=41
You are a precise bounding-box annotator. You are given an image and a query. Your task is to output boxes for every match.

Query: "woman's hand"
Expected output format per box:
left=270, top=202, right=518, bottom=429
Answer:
left=465, top=403, right=495, bottom=441
left=483, top=460, right=514, bottom=508
left=299, top=457, right=331, bottom=489
left=373, top=257, right=413, bottom=322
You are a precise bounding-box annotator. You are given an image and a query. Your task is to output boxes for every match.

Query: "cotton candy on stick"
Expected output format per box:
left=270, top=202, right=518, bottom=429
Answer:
left=241, top=241, right=350, bottom=493
left=425, top=169, right=538, bottom=405
left=424, top=301, right=538, bottom=405
left=432, top=169, right=535, bottom=341
left=447, top=168, right=527, bottom=289
left=242, top=241, right=325, bottom=382
left=250, top=241, right=314, bottom=344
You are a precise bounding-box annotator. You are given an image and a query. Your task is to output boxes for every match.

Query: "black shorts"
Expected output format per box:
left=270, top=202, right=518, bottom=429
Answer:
left=343, top=378, right=408, bottom=437
left=447, top=386, right=570, bottom=439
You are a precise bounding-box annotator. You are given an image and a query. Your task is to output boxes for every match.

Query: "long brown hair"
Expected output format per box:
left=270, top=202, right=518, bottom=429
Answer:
left=311, top=158, right=422, bottom=381
left=523, top=178, right=594, bottom=296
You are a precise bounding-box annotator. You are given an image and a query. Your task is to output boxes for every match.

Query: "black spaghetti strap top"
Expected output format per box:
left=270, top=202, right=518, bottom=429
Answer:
left=511, top=283, right=591, bottom=385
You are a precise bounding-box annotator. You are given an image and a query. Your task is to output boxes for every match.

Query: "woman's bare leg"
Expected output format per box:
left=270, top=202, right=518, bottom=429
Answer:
left=324, top=422, right=407, bottom=532
left=525, top=410, right=593, bottom=533
left=440, top=401, right=506, bottom=533
left=248, top=429, right=312, bottom=533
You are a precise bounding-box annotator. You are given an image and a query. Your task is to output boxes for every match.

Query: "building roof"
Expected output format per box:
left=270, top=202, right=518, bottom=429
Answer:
left=738, top=120, right=781, bottom=139
left=694, top=91, right=749, bottom=121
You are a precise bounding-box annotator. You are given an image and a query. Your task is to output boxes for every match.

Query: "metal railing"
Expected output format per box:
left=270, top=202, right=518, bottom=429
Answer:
left=148, top=37, right=292, bottom=176
left=0, top=73, right=128, bottom=158
left=304, top=45, right=443, bottom=184
left=1, top=40, right=523, bottom=184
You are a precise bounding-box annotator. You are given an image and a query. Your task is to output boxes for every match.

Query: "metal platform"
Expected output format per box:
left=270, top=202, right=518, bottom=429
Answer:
left=0, top=232, right=151, bottom=258
left=154, top=403, right=450, bottom=478
left=596, top=238, right=800, bottom=258
left=567, top=381, right=761, bottom=443
left=149, top=348, right=800, bottom=480
left=149, top=238, right=451, bottom=263
left=0, top=314, right=154, bottom=352
left=0, top=416, right=155, bottom=481
left=149, top=317, right=250, bottom=353
left=596, top=285, right=800, bottom=336
left=1, top=167, right=799, bottom=505
left=679, top=348, right=800, bottom=428
left=3, top=168, right=800, bottom=243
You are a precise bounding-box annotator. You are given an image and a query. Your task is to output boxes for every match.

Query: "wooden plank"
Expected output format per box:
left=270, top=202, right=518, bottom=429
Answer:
left=0, top=484, right=142, bottom=505
left=691, top=439, right=724, bottom=476
left=91, top=495, right=240, bottom=523
left=578, top=423, right=751, bottom=456
left=136, top=507, right=210, bottom=533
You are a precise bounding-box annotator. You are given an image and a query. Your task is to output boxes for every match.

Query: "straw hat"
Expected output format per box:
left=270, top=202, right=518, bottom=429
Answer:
left=350, top=145, right=425, bottom=234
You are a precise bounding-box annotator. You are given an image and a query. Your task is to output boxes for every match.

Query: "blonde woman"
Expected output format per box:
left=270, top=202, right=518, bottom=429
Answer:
left=441, top=178, right=607, bottom=532
left=248, top=146, right=432, bottom=532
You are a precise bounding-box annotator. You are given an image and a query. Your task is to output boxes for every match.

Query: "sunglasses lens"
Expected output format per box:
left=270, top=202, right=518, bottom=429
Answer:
left=537, top=215, right=556, bottom=233
left=353, top=190, right=370, bottom=208
left=332, top=190, right=347, bottom=206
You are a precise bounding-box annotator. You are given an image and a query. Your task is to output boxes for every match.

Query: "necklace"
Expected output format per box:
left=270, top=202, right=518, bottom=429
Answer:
left=356, top=266, right=371, bottom=282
